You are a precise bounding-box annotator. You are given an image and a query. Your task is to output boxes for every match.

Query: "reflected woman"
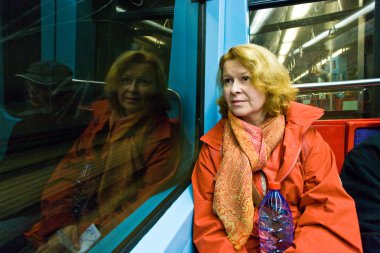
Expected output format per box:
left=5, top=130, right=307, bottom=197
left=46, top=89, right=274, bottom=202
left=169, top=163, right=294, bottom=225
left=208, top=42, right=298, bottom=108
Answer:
left=24, top=51, right=181, bottom=252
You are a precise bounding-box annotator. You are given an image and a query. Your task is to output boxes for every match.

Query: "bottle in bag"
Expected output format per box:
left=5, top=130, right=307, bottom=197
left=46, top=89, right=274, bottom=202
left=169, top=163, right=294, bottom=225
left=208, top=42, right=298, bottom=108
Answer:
left=258, top=181, right=293, bottom=253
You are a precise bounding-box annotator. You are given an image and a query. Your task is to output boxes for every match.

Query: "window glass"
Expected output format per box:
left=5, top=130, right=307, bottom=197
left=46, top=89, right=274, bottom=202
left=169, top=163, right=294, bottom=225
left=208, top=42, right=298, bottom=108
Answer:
left=250, top=0, right=375, bottom=83
left=0, top=0, right=195, bottom=252
left=249, top=0, right=376, bottom=118
left=293, top=85, right=374, bottom=118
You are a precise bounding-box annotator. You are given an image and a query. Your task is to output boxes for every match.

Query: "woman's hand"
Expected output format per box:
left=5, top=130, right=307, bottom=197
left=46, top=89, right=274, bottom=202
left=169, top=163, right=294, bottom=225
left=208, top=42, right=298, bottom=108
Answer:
left=36, top=225, right=80, bottom=253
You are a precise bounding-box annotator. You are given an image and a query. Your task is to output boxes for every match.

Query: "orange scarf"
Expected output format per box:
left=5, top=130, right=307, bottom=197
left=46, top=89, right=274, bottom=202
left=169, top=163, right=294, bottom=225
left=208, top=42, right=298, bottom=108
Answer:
left=213, top=111, right=285, bottom=250
left=98, top=109, right=152, bottom=218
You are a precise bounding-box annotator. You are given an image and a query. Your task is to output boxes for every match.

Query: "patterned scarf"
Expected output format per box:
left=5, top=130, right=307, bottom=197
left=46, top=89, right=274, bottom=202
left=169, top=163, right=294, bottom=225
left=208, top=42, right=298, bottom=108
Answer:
left=98, top=109, right=153, bottom=218
left=213, top=111, right=285, bottom=250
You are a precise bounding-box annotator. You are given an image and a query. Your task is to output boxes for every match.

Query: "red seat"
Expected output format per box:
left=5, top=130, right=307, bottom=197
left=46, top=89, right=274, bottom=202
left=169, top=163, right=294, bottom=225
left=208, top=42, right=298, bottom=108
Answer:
left=346, top=120, right=380, bottom=153
left=312, top=120, right=347, bottom=173
left=312, top=118, right=380, bottom=173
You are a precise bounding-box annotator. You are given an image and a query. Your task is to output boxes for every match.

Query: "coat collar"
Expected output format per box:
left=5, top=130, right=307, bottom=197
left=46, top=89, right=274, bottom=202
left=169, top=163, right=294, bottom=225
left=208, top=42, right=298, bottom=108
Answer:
left=286, top=101, right=324, bottom=128
left=91, top=99, right=172, bottom=143
left=201, top=102, right=324, bottom=151
left=201, top=102, right=324, bottom=182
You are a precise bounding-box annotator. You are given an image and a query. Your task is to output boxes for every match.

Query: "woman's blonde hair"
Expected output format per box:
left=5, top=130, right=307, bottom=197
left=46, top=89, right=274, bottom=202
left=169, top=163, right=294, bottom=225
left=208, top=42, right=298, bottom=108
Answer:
left=217, top=44, right=298, bottom=117
left=105, top=50, right=169, bottom=115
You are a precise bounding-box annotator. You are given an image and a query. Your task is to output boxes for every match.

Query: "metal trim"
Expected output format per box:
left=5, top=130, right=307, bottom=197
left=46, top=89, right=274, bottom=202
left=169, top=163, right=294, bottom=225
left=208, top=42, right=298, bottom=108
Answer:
left=293, top=78, right=380, bottom=89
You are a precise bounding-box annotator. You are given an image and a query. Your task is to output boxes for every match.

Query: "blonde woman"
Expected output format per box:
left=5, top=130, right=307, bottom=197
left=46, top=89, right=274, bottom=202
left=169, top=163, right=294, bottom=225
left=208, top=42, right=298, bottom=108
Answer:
left=192, top=44, right=362, bottom=253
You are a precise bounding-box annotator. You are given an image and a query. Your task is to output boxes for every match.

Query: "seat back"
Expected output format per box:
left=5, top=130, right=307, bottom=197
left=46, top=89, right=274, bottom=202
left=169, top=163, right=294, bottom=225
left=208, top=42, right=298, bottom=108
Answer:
left=312, top=118, right=380, bottom=173
left=167, top=88, right=182, bottom=123
left=312, top=120, right=347, bottom=173
left=346, top=120, right=380, bottom=153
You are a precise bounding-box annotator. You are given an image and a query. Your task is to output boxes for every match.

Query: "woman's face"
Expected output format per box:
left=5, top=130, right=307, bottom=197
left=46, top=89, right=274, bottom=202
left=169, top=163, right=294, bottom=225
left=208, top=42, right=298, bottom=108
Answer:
left=222, top=59, right=267, bottom=126
left=117, top=63, right=158, bottom=114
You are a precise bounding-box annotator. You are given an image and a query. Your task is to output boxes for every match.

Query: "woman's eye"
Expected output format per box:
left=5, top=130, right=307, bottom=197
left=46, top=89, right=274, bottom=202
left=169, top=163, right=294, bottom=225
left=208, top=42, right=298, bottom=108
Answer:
left=241, top=76, right=251, bottom=82
left=137, top=78, right=153, bottom=87
left=223, top=78, right=233, bottom=85
left=121, top=77, right=131, bottom=84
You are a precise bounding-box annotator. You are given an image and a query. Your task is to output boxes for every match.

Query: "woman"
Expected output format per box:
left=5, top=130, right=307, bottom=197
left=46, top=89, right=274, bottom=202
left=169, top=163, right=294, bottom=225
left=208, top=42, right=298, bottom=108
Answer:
left=192, top=44, right=362, bottom=253
left=24, top=51, right=181, bottom=252
left=0, top=61, right=88, bottom=253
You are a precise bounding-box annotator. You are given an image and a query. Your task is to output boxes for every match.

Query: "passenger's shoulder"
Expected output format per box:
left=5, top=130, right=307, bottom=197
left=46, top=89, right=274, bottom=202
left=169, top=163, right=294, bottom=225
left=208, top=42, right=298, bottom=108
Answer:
left=200, top=118, right=225, bottom=150
left=149, top=114, right=173, bottom=143
left=286, top=102, right=324, bottom=128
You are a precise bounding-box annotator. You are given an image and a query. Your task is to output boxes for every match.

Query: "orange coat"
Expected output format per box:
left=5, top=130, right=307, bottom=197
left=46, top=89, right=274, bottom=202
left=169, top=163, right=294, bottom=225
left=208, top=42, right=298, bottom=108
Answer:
left=25, top=100, right=181, bottom=246
left=192, top=102, right=362, bottom=253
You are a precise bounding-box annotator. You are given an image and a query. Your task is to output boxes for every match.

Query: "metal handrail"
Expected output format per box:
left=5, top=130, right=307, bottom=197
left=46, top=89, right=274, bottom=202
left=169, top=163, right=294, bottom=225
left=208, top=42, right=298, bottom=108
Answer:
left=71, top=78, right=182, bottom=121
left=72, top=79, right=105, bottom=85
left=73, top=78, right=380, bottom=89
left=293, top=78, right=380, bottom=89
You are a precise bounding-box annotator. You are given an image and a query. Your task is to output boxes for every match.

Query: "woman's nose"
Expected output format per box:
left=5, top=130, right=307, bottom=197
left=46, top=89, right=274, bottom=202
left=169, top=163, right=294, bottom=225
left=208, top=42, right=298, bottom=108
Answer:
left=230, top=81, right=242, bottom=93
left=126, top=80, right=137, bottom=91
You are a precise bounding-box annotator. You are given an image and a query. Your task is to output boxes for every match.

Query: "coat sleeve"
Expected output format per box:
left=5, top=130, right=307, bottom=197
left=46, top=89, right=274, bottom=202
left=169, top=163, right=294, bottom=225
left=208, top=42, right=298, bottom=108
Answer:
left=24, top=127, right=92, bottom=247
left=284, top=128, right=363, bottom=253
left=192, top=144, right=248, bottom=253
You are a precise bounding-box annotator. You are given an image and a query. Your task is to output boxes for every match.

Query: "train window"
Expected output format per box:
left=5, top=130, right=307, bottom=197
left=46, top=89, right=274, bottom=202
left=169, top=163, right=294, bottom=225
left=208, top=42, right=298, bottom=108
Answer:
left=0, top=0, right=196, bottom=252
left=249, top=0, right=378, bottom=119
left=293, top=86, right=374, bottom=118
left=250, top=0, right=375, bottom=83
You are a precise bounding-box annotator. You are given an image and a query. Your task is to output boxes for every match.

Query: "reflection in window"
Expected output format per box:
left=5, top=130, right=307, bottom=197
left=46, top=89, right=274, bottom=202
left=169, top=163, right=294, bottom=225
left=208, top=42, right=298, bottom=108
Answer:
left=249, top=0, right=375, bottom=84
left=0, top=0, right=193, bottom=252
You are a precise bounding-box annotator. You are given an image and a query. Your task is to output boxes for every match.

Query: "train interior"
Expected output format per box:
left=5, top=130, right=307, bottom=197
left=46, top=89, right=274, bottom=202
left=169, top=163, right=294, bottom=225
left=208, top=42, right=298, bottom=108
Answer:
left=1, top=0, right=380, bottom=252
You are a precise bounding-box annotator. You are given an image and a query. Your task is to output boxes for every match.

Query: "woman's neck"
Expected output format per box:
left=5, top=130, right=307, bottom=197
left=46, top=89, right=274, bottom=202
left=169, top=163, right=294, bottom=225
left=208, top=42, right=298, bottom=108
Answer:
left=242, top=112, right=267, bottom=126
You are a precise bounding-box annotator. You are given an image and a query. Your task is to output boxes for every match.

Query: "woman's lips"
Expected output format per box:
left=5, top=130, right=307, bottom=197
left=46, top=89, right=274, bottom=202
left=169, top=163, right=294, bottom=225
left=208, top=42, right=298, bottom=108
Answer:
left=232, top=100, right=245, bottom=105
left=123, top=97, right=141, bottom=103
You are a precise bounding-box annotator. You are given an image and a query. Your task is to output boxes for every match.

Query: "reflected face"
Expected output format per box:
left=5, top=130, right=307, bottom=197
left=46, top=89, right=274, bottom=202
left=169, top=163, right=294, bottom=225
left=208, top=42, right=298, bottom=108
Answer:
left=26, top=82, right=50, bottom=108
left=222, top=60, right=267, bottom=125
left=117, top=63, right=157, bottom=114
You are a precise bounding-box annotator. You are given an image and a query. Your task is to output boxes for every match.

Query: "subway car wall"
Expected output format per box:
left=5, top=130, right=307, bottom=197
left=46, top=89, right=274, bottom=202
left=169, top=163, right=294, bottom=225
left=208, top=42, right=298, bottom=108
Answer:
left=1, top=0, right=380, bottom=252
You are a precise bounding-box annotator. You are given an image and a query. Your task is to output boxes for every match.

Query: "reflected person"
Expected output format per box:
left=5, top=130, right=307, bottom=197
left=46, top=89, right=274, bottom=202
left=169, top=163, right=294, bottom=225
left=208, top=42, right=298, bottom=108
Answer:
left=0, top=61, right=88, bottom=253
left=24, top=51, right=181, bottom=252
left=192, top=44, right=362, bottom=252
left=2, top=61, right=86, bottom=170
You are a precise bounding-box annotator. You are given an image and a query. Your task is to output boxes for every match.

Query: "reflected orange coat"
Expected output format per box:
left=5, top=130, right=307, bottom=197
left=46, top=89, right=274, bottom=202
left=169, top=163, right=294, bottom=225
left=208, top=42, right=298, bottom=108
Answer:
left=192, top=102, right=362, bottom=253
left=25, top=100, right=180, bottom=246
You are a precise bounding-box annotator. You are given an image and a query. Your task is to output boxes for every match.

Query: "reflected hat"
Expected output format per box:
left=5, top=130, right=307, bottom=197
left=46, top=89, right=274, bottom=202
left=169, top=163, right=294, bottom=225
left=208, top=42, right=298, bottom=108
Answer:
left=15, top=60, right=73, bottom=86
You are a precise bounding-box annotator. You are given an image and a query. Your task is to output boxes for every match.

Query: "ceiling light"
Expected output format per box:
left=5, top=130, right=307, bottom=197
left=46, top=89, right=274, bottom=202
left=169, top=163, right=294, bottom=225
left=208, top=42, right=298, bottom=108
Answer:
left=279, top=42, right=293, bottom=56
left=294, top=70, right=310, bottom=82
left=283, top=28, right=299, bottom=42
left=250, top=8, right=274, bottom=34
left=291, top=3, right=312, bottom=20
left=278, top=55, right=286, bottom=64
left=116, top=6, right=126, bottom=12
left=293, top=1, right=374, bottom=55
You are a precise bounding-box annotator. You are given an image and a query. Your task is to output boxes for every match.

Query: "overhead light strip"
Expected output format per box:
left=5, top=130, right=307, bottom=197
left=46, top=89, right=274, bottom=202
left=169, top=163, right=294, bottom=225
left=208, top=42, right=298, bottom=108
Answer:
left=250, top=8, right=274, bottom=34
left=292, top=1, right=374, bottom=55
